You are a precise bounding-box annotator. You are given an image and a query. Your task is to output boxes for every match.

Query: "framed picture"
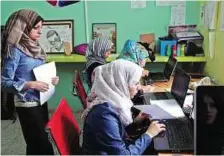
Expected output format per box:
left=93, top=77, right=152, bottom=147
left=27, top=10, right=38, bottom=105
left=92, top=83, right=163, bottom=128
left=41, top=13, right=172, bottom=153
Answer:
left=39, top=20, right=74, bottom=54
left=92, top=23, right=117, bottom=53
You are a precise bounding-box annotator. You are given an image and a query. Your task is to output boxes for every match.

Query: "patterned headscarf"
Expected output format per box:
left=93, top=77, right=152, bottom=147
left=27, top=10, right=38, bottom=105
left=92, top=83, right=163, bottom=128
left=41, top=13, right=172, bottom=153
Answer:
left=85, top=36, right=113, bottom=70
left=1, top=9, right=46, bottom=59
left=117, top=40, right=149, bottom=67
left=82, top=59, right=143, bottom=126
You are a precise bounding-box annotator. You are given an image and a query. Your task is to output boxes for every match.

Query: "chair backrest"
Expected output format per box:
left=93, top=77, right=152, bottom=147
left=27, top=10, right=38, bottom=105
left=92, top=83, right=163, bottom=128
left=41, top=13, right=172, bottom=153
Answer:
left=46, top=98, right=81, bottom=155
left=72, top=70, right=88, bottom=109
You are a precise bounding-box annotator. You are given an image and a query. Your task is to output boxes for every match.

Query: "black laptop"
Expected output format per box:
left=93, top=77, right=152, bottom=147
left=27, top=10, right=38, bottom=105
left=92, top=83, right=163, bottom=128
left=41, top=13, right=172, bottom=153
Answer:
left=145, top=56, right=177, bottom=83
left=144, top=68, right=194, bottom=152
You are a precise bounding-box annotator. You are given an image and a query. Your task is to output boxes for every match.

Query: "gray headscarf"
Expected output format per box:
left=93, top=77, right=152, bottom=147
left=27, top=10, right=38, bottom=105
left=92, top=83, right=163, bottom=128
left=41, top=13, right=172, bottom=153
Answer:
left=82, top=59, right=143, bottom=126
left=85, top=36, right=113, bottom=70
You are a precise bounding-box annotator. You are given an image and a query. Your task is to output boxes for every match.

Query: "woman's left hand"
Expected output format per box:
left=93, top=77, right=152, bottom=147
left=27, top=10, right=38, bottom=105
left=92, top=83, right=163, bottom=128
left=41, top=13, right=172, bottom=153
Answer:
left=134, top=112, right=151, bottom=123
left=51, top=76, right=59, bottom=85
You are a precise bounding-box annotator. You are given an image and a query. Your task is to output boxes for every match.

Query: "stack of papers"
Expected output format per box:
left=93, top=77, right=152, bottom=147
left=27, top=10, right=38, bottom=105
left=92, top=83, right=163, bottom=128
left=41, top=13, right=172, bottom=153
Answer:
left=33, top=61, right=56, bottom=105
left=134, top=99, right=185, bottom=120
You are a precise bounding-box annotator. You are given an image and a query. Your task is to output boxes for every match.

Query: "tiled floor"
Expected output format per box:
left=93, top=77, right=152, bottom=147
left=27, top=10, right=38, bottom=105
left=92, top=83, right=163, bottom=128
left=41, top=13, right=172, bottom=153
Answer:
left=1, top=112, right=83, bottom=155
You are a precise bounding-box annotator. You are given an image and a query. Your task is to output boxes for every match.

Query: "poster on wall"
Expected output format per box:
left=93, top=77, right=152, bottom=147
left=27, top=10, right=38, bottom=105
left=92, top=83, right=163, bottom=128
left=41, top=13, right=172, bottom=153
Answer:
left=131, top=0, right=146, bottom=9
left=170, top=5, right=186, bottom=26
left=156, top=0, right=185, bottom=6
left=220, top=1, right=224, bottom=31
left=92, top=23, right=117, bottom=53
left=39, top=20, right=74, bottom=54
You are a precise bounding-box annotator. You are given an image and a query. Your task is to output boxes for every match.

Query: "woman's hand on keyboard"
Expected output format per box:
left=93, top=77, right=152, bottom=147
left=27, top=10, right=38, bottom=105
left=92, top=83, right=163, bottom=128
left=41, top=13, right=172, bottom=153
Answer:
left=145, top=120, right=166, bottom=138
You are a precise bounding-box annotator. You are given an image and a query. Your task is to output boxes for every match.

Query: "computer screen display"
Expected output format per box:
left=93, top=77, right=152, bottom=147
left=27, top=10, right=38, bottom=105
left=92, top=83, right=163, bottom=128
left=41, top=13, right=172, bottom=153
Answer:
left=195, top=86, right=224, bottom=155
left=171, top=68, right=190, bottom=107
left=164, top=56, right=177, bottom=78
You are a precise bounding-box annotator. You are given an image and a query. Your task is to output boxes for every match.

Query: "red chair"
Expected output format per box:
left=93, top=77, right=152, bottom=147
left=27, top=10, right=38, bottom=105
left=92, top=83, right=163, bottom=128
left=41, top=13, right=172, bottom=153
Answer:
left=45, top=98, right=81, bottom=155
left=72, top=70, right=87, bottom=109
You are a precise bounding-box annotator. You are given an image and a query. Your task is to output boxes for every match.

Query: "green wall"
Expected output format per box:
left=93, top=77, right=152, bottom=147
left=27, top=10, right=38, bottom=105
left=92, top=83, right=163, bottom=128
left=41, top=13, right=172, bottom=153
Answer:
left=199, top=2, right=224, bottom=85
left=1, top=1, right=201, bottom=110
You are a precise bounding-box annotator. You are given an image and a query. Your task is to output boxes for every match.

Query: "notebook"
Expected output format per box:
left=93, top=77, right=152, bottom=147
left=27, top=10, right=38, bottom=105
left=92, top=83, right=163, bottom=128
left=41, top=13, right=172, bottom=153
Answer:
left=144, top=68, right=194, bottom=152
left=145, top=56, right=177, bottom=83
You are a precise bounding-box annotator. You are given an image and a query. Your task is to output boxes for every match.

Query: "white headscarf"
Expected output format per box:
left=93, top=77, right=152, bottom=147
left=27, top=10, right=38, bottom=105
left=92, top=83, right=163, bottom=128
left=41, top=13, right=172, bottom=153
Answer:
left=82, top=59, right=143, bottom=126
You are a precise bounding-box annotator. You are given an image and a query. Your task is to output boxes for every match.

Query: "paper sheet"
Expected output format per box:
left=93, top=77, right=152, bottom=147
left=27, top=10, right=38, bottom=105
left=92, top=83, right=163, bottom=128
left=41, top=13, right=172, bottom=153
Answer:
left=208, top=32, right=215, bottom=59
left=220, top=1, right=224, bottom=31
left=200, top=4, right=206, bottom=27
left=134, top=105, right=176, bottom=120
left=183, top=95, right=193, bottom=108
left=156, top=0, right=185, bottom=6
left=206, top=1, right=218, bottom=30
left=33, top=61, right=56, bottom=105
left=131, top=0, right=146, bottom=8
left=150, top=99, right=185, bottom=118
left=170, top=5, right=186, bottom=26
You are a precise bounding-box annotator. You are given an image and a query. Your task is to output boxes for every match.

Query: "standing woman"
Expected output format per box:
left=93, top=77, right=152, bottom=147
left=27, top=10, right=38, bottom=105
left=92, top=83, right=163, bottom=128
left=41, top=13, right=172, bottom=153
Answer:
left=1, top=9, right=59, bottom=155
left=84, top=36, right=113, bottom=88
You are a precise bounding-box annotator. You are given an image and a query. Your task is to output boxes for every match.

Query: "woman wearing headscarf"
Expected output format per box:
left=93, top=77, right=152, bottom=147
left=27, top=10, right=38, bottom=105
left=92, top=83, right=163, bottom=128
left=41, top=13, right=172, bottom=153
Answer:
left=84, top=36, right=113, bottom=88
left=81, top=59, right=165, bottom=155
left=1, top=9, right=59, bottom=155
left=117, top=39, right=150, bottom=76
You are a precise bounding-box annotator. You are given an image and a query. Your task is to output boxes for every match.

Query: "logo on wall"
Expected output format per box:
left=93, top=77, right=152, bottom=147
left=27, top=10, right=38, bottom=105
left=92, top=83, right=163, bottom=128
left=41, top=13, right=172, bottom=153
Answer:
left=46, top=0, right=80, bottom=7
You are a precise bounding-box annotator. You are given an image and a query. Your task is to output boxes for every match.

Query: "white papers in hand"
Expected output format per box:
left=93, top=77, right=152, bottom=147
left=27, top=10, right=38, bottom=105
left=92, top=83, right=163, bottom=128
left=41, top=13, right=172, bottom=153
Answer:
left=150, top=99, right=185, bottom=118
left=33, top=61, right=56, bottom=105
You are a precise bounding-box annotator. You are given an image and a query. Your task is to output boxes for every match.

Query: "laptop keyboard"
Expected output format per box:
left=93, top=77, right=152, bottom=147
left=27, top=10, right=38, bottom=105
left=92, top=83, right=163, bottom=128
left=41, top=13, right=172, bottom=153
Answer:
left=165, top=119, right=193, bottom=149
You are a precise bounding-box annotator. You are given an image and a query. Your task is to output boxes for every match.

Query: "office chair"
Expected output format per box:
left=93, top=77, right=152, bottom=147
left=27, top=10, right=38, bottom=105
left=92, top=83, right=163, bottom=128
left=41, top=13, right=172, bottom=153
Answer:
left=45, top=98, right=81, bottom=155
left=72, top=70, right=88, bottom=109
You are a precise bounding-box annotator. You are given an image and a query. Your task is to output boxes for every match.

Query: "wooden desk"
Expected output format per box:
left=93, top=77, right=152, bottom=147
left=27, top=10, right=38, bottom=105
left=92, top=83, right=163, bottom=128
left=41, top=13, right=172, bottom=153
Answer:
left=141, top=77, right=200, bottom=93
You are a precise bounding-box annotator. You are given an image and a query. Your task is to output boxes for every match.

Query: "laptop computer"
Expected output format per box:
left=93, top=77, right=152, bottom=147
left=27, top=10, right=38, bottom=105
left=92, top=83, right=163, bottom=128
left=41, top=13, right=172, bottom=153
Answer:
left=195, top=86, right=224, bottom=155
left=145, top=56, right=177, bottom=84
left=144, top=68, right=194, bottom=152
left=144, top=67, right=190, bottom=105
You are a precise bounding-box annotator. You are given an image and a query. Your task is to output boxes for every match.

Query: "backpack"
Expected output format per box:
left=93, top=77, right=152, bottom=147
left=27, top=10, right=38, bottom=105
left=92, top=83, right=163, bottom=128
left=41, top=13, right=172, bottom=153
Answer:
left=1, top=25, right=17, bottom=121
left=1, top=92, right=16, bottom=121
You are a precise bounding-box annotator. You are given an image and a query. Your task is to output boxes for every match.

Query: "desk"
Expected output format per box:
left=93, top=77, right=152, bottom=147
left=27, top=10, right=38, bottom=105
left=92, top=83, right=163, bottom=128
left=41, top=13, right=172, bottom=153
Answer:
left=141, top=77, right=200, bottom=93
left=139, top=77, right=200, bottom=156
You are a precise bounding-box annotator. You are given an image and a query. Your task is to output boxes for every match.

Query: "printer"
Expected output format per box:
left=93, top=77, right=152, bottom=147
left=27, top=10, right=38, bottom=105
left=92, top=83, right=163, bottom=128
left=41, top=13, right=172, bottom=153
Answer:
left=171, top=31, right=204, bottom=56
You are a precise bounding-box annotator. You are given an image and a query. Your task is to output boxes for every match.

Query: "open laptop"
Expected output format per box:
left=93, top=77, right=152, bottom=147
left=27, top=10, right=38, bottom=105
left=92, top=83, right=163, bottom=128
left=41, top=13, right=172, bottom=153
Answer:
left=145, top=56, right=177, bottom=84
left=144, top=67, right=190, bottom=105
left=143, top=68, right=194, bottom=152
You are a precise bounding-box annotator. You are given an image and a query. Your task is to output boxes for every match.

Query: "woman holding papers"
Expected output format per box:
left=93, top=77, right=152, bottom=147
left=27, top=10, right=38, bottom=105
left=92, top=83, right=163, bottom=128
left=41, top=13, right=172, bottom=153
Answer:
left=1, top=9, right=59, bottom=155
left=82, top=59, right=165, bottom=155
left=84, top=36, right=113, bottom=88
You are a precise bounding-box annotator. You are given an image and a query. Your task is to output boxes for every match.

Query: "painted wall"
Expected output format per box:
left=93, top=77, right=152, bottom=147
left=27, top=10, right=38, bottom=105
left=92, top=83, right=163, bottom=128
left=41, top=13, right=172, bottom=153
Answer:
left=1, top=1, right=201, bottom=110
left=199, top=2, right=224, bottom=85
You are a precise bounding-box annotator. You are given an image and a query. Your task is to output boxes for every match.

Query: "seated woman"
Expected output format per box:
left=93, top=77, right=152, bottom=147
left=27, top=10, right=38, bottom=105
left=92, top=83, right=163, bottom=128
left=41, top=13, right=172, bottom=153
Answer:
left=84, top=36, right=113, bottom=88
left=82, top=59, right=165, bottom=155
left=117, top=39, right=150, bottom=76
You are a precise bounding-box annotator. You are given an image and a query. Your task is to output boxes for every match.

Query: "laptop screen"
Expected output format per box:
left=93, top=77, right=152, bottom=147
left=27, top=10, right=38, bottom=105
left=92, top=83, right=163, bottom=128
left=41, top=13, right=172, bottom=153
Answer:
left=171, top=68, right=190, bottom=107
left=195, top=86, right=224, bottom=155
left=164, top=56, right=177, bottom=78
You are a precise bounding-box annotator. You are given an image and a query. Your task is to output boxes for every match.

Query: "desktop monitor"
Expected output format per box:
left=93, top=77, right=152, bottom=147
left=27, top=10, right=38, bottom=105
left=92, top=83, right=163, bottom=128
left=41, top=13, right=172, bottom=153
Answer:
left=195, top=86, right=224, bottom=155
